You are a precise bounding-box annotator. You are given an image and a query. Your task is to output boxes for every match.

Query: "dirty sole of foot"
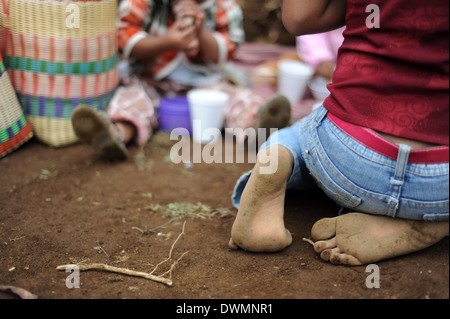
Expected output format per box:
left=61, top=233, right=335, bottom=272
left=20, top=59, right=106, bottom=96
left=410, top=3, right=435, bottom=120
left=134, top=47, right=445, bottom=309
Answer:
left=71, top=106, right=128, bottom=161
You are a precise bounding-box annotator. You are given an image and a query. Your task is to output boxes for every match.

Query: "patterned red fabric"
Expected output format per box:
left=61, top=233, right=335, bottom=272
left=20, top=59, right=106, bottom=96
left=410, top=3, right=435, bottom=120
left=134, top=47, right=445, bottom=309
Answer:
left=324, top=0, right=449, bottom=146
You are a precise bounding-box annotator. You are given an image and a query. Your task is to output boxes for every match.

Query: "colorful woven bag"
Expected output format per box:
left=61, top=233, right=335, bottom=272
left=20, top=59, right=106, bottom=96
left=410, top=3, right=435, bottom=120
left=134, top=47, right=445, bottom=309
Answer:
left=0, top=0, right=119, bottom=147
left=0, top=52, right=33, bottom=157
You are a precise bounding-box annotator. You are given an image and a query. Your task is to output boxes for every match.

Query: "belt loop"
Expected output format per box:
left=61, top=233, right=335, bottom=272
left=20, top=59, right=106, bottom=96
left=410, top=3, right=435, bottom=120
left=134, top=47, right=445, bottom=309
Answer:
left=393, top=144, right=411, bottom=180
left=314, top=105, right=328, bottom=127
left=387, top=144, right=412, bottom=217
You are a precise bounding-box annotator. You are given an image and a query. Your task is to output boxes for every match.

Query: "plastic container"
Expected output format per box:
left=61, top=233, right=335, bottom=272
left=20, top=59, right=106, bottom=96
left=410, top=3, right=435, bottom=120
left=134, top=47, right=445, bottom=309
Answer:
left=278, top=60, right=314, bottom=104
left=308, top=76, right=331, bottom=102
left=158, top=96, right=192, bottom=135
left=187, top=89, right=229, bottom=144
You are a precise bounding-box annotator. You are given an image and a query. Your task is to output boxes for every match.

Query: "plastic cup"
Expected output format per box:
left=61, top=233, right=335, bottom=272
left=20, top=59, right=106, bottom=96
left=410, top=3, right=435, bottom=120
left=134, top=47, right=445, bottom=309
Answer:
left=187, top=89, right=229, bottom=144
left=278, top=60, right=314, bottom=104
left=158, top=96, right=192, bottom=135
left=308, top=76, right=331, bottom=102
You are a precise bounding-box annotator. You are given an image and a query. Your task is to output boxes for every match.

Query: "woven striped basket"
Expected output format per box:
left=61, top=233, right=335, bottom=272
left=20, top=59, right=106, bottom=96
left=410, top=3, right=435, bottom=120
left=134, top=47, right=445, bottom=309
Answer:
left=0, top=52, right=33, bottom=157
left=0, top=0, right=119, bottom=147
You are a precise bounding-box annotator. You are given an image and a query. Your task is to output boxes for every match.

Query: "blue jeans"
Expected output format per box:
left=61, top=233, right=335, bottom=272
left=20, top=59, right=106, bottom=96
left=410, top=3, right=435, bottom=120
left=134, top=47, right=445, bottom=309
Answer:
left=232, top=106, right=449, bottom=222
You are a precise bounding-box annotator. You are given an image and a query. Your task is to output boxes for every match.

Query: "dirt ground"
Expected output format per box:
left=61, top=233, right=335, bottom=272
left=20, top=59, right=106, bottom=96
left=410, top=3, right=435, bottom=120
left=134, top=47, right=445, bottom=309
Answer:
left=0, top=131, right=448, bottom=301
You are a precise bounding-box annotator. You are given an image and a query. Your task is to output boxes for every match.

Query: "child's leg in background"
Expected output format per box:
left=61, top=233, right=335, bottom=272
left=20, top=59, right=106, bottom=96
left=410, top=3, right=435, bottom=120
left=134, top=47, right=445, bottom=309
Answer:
left=107, top=82, right=159, bottom=146
left=71, top=80, right=159, bottom=161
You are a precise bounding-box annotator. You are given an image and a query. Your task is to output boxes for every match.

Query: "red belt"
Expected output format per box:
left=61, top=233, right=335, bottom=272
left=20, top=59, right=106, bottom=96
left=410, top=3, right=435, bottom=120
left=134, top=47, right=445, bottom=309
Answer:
left=327, top=113, right=449, bottom=164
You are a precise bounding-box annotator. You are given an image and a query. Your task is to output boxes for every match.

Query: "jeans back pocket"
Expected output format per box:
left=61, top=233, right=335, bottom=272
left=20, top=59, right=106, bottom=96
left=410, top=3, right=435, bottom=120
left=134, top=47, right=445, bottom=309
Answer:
left=306, top=144, right=362, bottom=209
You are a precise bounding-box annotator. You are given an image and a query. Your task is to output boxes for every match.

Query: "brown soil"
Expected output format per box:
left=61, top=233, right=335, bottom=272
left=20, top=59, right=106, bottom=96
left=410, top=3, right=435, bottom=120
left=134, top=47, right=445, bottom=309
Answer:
left=0, top=133, right=448, bottom=301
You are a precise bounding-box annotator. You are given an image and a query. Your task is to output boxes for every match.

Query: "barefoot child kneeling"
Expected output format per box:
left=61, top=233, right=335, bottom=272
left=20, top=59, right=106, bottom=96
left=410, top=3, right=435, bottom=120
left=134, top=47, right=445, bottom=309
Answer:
left=228, top=0, right=449, bottom=266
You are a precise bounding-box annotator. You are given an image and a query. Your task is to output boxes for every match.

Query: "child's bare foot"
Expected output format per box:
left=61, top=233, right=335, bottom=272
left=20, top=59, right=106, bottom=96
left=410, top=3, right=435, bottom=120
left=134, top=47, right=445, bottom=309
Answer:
left=311, top=213, right=449, bottom=266
left=228, top=145, right=294, bottom=252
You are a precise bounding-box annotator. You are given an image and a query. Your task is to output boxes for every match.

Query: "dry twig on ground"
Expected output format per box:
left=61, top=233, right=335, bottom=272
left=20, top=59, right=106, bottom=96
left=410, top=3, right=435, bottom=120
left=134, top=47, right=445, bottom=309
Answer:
left=303, top=238, right=316, bottom=246
left=56, top=222, right=188, bottom=287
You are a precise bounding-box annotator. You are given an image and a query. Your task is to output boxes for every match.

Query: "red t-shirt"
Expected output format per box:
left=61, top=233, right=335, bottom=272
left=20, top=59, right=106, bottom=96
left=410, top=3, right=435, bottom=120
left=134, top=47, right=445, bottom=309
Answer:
left=324, top=0, right=449, bottom=146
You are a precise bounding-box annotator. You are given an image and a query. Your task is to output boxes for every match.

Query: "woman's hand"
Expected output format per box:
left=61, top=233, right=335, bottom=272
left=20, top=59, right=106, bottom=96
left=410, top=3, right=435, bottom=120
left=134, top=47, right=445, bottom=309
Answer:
left=130, top=21, right=199, bottom=63
left=174, top=0, right=204, bottom=57
left=175, top=0, right=206, bottom=31
left=165, top=20, right=199, bottom=52
left=174, top=0, right=221, bottom=63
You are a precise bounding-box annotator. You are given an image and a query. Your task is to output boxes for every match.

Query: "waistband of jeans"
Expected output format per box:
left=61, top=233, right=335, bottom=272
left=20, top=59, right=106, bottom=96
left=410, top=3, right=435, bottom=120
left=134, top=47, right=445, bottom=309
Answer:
left=327, top=113, right=449, bottom=164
